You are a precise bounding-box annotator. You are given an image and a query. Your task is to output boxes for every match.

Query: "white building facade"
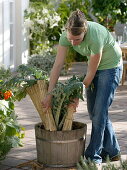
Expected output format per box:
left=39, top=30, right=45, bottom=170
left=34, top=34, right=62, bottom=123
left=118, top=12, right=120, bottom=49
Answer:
left=0, top=0, right=29, bottom=70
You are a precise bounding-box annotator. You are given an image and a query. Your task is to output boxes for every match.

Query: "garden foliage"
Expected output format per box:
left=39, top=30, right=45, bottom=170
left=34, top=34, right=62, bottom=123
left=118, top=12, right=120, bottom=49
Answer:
left=91, top=0, right=127, bottom=31
left=26, top=0, right=127, bottom=66
left=24, top=2, right=61, bottom=55
left=77, top=155, right=127, bottom=170
left=0, top=67, right=24, bottom=160
left=27, top=54, right=55, bottom=75
left=1, top=65, right=85, bottom=131
left=51, top=75, right=84, bottom=130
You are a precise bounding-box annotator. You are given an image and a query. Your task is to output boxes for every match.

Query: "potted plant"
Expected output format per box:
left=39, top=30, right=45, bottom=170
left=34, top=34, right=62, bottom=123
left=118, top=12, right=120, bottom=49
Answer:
left=5, top=64, right=87, bottom=167
left=34, top=75, right=87, bottom=167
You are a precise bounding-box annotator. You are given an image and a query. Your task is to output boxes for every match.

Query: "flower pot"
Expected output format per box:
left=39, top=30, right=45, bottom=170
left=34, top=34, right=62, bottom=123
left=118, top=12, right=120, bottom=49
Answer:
left=35, top=121, right=87, bottom=167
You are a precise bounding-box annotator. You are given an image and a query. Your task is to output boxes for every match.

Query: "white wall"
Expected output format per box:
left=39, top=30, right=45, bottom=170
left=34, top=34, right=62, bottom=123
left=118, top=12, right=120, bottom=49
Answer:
left=3, top=0, right=10, bottom=68
left=0, top=0, right=3, bottom=66
left=14, top=0, right=29, bottom=69
left=0, top=0, right=29, bottom=70
left=21, top=0, right=29, bottom=65
left=0, top=0, right=10, bottom=68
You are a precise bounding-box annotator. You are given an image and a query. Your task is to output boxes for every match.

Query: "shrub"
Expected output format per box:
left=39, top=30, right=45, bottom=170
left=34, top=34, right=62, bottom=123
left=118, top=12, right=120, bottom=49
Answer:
left=27, top=53, right=72, bottom=76
left=0, top=67, right=24, bottom=160
left=28, top=54, right=55, bottom=75
left=24, top=2, right=61, bottom=54
left=0, top=100, right=24, bottom=160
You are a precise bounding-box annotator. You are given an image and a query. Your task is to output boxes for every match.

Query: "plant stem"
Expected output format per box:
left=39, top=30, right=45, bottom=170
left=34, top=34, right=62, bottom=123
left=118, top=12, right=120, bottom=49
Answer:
left=55, top=94, right=66, bottom=127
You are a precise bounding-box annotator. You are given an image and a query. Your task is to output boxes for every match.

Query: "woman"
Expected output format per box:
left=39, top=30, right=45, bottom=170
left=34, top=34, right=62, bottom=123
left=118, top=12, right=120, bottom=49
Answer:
left=42, top=9, right=123, bottom=164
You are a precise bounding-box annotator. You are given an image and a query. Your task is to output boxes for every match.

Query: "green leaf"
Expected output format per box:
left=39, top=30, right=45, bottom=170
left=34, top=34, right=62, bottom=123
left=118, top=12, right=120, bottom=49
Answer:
left=0, top=110, right=5, bottom=116
left=0, top=101, right=9, bottom=116
left=34, top=70, right=42, bottom=79
left=0, top=138, right=12, bottom=160
left=77, top=162, right=84, bottom=170
left=14, top=88, right=27, bottom=101
left=10, top=136, right=22, bottom=148
left=0, top=122, right=6, bottom=143
left=6, top=124, right=17, bottom=136
left=8, top=101, right=14, bottom=110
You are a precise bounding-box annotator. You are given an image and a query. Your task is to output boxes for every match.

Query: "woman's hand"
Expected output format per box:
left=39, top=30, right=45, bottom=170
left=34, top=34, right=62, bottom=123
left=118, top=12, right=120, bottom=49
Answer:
left=68, top=98, right=79, bottom=112
left=42, top=95, right=52, bottom=113
left=83, top=53, right=102, bottom=88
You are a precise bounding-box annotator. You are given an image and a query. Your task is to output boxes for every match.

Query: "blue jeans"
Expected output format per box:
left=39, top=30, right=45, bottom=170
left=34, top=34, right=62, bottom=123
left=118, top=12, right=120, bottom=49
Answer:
left=84, top=65, right=123, bottom=164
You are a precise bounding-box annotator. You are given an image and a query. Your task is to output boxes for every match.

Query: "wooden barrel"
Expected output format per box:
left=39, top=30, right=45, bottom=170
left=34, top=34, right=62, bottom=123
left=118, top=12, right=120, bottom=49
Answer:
left=35, top=121, right=87, bottom=167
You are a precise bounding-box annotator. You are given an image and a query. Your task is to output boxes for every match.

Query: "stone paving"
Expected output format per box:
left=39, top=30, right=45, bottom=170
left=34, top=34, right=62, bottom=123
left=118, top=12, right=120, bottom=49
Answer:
left=0, top=62, right=127, bottom=170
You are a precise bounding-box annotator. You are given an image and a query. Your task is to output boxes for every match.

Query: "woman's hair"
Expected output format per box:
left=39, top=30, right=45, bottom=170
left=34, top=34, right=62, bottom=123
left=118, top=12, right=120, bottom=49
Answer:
left=65, top=9, right=88, bottom=36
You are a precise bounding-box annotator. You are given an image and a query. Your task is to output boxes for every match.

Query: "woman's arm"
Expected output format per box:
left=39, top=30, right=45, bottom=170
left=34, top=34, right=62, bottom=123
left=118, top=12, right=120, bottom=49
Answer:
left=42, top=45, right=68, bottom=109
left=48, top=45, right=68, bottom=93
left=83, top=51, right=102, bottom=88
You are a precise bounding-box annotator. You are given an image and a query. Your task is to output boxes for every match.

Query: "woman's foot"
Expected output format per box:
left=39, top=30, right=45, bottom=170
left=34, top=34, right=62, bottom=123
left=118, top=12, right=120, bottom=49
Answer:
left=110, top=154, right=121, bottom=161
left=102, top=154, right=121, bottom=162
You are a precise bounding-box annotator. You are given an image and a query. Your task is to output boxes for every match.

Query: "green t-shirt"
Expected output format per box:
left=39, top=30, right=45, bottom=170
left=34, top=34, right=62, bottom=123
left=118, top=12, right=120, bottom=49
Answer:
left=59, top=21, right=122, bottom=70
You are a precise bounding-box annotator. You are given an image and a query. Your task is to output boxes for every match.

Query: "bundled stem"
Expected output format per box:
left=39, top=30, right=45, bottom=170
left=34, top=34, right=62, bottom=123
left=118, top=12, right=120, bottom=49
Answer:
left=62, top=106, right=75, bottom=131
left=26, top=80, right=56, bottom=131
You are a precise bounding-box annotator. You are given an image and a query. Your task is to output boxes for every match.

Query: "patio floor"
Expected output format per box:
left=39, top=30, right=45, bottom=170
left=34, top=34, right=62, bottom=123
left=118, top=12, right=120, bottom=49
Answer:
left=0, top=62, right=127, bottom=170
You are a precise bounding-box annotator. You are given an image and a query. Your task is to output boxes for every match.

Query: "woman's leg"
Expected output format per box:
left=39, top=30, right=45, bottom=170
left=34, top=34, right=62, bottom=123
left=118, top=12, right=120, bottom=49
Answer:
left=85, top=66, right=123, bottom=163
left=101, top=118, right=120, bottom=159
